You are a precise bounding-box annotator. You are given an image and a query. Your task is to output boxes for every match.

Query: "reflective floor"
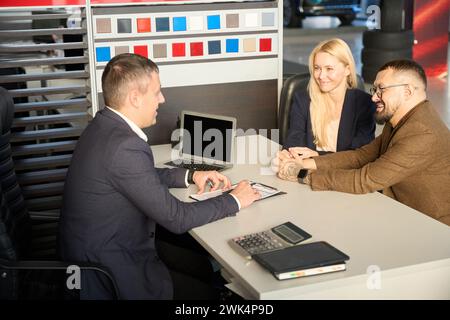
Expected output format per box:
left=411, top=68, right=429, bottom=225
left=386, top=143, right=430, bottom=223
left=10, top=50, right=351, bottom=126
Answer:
left=283, top=17, right=450, bottom=127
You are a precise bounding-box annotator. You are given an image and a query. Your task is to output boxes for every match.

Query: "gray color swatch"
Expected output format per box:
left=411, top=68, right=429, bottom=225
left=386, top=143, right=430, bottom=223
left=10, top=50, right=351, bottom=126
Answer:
left=115, top=46, right=129, bottom=56
left=226, top=14, right=239, bottom=28
left=153, top=43, right=167, bottom=58
left=261, top=12, right=275, bottom=27
left=117, top=18, right=132, bottom=33
left=96, top=18, right=111, bottom=33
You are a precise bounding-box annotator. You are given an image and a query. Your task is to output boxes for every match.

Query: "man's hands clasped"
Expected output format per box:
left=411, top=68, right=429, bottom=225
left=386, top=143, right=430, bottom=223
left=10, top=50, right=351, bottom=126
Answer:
left=271, top=147, right=317, bottom=183
left=271, top=150, right=304, bottom=182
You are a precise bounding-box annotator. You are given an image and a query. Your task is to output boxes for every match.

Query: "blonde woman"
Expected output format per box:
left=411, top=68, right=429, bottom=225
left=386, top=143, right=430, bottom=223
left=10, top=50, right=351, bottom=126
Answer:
left=283, top=38, right=375, bottom=157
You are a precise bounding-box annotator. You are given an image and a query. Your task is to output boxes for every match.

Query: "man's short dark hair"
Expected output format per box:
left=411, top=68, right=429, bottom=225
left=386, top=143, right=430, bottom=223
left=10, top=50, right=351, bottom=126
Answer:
left=379, top=59, right=427, bottom=89
left=102, top=53, right=159, bottom=108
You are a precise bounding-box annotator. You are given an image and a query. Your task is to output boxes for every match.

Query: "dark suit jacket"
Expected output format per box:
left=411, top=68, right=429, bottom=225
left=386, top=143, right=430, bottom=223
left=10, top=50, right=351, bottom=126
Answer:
left=60, top=108, right=239, bottom=300
left=283, top=88, right=376, bottom=153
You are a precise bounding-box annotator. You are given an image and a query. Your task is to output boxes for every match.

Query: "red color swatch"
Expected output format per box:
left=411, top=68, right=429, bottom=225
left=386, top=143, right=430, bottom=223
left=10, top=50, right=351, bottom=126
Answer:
left=259, top=38, right=272, bottom=52
left=134, top=45, right=148, bottom=58
left=172, top=43, right=186, bottom=57
left=190, top=42, right=203, bottom=56
left=137, top=18, right=151, bottom=33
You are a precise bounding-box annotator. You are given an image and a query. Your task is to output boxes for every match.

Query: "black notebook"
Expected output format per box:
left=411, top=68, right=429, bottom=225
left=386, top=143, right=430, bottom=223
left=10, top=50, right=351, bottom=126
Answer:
left=253, top=241, right=349, bottom=280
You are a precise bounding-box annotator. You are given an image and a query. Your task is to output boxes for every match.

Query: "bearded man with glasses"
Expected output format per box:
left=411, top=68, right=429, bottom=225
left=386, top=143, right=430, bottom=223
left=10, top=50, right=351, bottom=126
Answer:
left=274, top=59, right=450, bottom=226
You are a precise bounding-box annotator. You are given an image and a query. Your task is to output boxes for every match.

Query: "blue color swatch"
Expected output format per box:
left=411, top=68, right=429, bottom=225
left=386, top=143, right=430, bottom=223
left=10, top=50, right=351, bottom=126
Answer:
left=226, top=39, right=239, bottom=53
left=155, top=17, right=170, bottom=32
left=173, top=17, right=187, bottom=31
left=207, top=15, right=221, bottom=30
left=96, top=47, right=111, bottom=62
left=208, top=40, right=221, bottom=54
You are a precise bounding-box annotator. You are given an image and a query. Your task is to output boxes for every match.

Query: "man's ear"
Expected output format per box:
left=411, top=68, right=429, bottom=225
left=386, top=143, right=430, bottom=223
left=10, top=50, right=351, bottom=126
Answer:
left=404, top=84, right=414, bottom=100
left=128, top=87, right=141, bottom=109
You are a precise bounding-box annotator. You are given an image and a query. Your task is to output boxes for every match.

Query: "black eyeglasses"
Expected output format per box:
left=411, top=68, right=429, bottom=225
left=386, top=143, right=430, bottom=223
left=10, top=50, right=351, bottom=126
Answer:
left=369, top=84, right=409, bottom=97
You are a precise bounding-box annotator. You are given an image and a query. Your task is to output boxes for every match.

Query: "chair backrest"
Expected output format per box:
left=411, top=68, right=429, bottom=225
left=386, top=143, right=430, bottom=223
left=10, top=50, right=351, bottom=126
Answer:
left=278, top=73, right=310, bottom=147
left=0, top=87, right=31, bottom=259
left=0, top=89, right=119, bottom=299
left=0, top=195, right=17, bottom=261
left=278, top=73, right=366, bottom=146
left=0, top=190, right=19, bottom=299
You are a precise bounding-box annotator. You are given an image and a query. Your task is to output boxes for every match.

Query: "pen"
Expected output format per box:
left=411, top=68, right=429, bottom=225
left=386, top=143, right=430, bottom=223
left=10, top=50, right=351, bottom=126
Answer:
left=207, top=180, right=236, bottom=193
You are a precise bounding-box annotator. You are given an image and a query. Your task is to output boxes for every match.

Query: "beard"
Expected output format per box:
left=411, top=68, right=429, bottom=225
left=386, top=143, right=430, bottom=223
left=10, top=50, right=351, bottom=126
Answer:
left=374, top=100, right=400, bottom=125
left=375, top=109, right=391, bottom=125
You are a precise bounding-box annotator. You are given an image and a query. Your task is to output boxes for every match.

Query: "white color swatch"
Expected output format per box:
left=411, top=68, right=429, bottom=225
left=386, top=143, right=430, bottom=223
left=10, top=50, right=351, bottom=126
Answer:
left=244, top=13, right=258, bottom=27
left=189, top=16, right=204, bottom=31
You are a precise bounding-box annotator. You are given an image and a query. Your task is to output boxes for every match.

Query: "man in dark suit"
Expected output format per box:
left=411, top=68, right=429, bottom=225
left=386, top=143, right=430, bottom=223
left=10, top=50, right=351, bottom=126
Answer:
left=59, top=53, right=260, bottom=299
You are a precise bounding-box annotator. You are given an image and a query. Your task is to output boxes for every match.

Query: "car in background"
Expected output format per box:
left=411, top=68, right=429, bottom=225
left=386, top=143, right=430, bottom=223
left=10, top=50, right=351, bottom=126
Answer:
left=284, top=0, right=362, bottom=28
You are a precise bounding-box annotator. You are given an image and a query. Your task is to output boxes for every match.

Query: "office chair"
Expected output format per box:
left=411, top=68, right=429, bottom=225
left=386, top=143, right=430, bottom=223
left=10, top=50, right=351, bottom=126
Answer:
left=0, top=88, right=120, bottom=299
left=0, top=86, right=58, bottom=259
left=0, top=190, right=120, bottom=300
left=278, top=73, right=366, bottom=146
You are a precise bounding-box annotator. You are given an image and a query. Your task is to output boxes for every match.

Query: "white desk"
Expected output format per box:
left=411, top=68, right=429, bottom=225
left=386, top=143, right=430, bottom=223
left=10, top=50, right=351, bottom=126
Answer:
left=152, top=135, right=450, bottom=300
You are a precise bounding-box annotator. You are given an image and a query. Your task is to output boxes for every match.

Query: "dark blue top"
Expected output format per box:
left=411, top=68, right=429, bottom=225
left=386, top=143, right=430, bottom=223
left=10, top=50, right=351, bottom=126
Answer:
left=283, top=88, right=376, bottom=153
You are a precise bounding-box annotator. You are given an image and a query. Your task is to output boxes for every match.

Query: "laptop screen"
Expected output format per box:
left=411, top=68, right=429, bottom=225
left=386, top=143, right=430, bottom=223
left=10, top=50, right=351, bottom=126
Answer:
left=181, top=112, right=235, bottom=163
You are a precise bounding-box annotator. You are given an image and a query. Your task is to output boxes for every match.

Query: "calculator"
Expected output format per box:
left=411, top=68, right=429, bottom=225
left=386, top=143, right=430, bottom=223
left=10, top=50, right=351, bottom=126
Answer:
left=229, top=222, right=312, bottom=259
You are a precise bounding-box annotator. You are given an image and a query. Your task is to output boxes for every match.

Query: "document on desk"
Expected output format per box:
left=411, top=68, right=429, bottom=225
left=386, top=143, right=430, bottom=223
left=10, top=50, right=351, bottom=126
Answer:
left=189, top=182, right=286, bottom=202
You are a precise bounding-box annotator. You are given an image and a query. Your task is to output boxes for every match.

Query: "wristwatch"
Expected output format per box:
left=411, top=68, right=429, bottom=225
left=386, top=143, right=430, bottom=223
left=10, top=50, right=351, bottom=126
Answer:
left=297, top=169, right=309, bottom=184
left=187, top=170, right=195, bottom=184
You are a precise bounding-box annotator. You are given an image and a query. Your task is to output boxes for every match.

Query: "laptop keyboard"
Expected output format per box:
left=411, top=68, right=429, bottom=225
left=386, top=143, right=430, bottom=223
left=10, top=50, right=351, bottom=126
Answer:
left=165, top=161, right=225, bottom=172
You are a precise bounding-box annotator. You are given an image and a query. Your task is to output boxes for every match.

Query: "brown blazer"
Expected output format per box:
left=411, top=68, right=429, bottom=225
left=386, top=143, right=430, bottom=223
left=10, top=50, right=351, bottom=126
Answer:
left=311, top=100, right=450, bottom=226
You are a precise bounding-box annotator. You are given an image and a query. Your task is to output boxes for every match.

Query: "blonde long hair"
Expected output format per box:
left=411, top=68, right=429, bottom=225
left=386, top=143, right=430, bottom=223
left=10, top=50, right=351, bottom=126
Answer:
left=307, top=38, right=357, bottom=148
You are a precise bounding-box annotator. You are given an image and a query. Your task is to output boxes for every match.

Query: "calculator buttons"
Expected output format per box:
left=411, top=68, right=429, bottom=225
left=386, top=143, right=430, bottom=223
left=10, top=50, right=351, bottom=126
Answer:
left=229, top=222, right=311, bottom=259
left=231, top=231, right=292, bottom=258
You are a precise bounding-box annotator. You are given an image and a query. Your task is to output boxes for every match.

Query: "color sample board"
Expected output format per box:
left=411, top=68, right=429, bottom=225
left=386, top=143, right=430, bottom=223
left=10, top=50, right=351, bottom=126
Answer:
left=92, top=3, right=279, bottom=89
left=90, top=1, right=281, bottom=144
left=0, top=0, right=282, bottom=145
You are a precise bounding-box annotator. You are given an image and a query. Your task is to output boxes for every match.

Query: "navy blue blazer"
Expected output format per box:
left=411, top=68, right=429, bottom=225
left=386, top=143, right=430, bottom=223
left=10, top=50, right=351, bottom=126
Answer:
left=60, top=108, right=239, bottom=300
left=283, top=88, right=376, bottom=153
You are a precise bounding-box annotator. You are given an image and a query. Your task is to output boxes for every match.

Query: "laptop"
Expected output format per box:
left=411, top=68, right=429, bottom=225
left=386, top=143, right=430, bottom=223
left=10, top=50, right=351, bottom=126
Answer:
left=164, top=110, right=237, bottom=171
